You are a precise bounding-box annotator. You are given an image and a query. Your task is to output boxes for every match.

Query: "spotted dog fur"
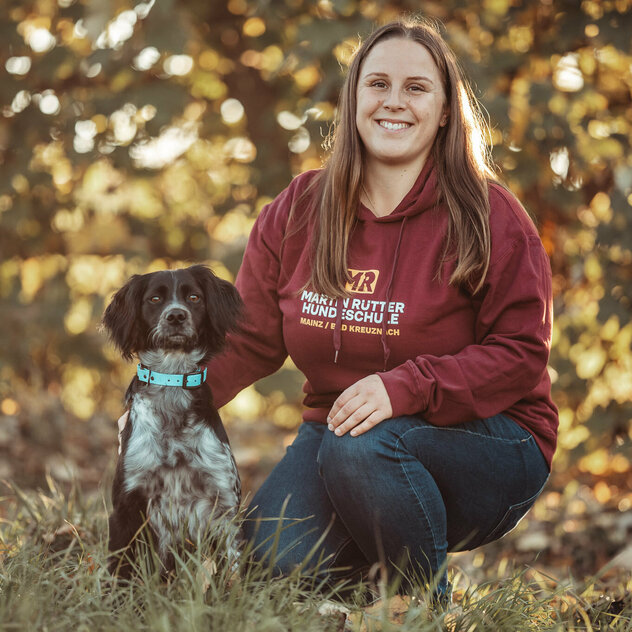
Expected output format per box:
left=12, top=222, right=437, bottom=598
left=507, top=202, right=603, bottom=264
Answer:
left=102, top=265, right=243, bottom=579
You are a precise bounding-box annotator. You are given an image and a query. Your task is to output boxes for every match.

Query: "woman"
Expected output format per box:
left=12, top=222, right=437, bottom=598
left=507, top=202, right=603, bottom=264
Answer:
left=123, top=19, right=557, bottom=600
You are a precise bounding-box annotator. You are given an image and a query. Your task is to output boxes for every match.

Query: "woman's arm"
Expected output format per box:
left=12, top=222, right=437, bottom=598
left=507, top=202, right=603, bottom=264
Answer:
left=379, top=234, right=553, bottom=424
left=205, top=201, right=290, bottom=408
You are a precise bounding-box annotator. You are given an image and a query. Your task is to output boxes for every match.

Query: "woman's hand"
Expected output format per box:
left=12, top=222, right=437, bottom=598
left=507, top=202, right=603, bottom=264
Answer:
left=117, top=410, right=129, bottom=454
left=327, top=375, right=393, bottom=437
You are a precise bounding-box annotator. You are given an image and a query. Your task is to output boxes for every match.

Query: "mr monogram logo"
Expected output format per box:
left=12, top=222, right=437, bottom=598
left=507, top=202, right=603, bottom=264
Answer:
left=345, top=269, right=379, bottom=294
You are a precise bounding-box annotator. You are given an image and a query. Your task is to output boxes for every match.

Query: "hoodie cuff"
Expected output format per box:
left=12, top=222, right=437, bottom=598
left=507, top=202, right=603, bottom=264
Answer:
left=378, top=361, right=426, bottom=418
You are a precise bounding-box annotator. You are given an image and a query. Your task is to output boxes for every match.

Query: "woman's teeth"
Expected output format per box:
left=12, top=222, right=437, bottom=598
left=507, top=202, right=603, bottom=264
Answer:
left=379, top=121, right=410, bottom=130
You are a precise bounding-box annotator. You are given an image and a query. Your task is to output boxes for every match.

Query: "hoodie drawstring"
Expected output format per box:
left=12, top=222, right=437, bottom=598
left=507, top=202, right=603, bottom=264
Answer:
left=380, top=217, right=407, bottom=371
left=333, top=297, right=342, bottom=363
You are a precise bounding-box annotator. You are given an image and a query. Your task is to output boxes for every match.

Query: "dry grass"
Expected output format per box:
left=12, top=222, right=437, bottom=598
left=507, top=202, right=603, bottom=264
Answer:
left=1, top=478, right=630, bottom=631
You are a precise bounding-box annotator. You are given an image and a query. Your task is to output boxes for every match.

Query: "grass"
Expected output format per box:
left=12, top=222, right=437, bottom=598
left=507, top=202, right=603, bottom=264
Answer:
left=1, top=478, right=631, bottom=631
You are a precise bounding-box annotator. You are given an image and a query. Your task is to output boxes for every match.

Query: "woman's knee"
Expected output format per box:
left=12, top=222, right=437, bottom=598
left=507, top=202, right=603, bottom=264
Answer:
left=317, top=418, right=419, bottom=490
left=317, top=426, right=376, bottom=483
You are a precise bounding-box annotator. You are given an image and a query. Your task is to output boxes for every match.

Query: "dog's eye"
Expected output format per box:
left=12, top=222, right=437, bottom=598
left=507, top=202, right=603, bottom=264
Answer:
left=188, top=294, right=201, bottom=303
left=149, top=296, right=162, bottom=303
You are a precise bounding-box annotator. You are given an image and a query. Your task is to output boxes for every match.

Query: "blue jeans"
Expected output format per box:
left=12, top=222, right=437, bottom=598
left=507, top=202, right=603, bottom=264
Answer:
left=242, top=415, right=549, bottom=597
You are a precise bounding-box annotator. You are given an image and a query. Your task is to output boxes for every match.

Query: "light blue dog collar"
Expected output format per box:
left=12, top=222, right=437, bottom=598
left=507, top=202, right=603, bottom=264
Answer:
left=136, top=364, right=207, bottom=389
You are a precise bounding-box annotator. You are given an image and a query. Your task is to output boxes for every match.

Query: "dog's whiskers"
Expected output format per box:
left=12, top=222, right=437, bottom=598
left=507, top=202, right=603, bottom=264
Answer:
left=148, top=325, right=198, bottom=351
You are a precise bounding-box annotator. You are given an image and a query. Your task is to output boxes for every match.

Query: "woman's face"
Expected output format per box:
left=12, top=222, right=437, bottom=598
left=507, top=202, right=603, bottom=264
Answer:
left=355, top=37, right=447, bottom=174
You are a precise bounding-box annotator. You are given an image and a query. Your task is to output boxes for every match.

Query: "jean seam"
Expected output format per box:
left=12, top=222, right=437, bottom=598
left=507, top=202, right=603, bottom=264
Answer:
left=329, top=535, right=369, bottom=579
left=329, top=535, right=353, bottom=567
left=394, top=430, right=442, bottom=573
left=420, top=425, right=535, bottom=444
left=481, top=474, right=550, bottom=545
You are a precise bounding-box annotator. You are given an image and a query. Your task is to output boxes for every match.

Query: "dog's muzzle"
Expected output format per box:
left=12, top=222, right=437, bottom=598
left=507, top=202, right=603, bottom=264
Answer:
left=153, top=307, right=197, bottom=347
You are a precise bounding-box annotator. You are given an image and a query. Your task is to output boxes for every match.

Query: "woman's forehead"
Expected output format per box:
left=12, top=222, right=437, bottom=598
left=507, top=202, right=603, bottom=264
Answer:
left=359, top=37, right=440, bottom=79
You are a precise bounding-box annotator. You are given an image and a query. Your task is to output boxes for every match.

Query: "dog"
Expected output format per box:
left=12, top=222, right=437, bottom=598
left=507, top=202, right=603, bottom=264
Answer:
left=102, top=265, right=243, bottom=579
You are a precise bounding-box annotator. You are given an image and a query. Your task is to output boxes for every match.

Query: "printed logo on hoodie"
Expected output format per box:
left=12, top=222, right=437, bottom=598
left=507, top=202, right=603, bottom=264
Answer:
left=346, top=269, right=379, bottom=294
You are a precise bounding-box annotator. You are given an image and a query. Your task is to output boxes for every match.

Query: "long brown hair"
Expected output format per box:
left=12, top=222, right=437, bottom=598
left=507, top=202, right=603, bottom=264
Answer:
left=297, top=18, right=497, bottom=297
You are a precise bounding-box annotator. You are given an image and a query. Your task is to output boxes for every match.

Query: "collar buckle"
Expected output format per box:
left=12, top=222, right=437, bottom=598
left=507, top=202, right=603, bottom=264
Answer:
left=182, top=366, right=207, bottom=390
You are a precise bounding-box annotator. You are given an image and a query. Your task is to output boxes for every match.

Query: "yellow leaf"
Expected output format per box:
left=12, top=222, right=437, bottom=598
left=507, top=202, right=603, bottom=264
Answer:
left=294, top=66, right=320, bottom=92
left=243, top=17, right=265, bottom=38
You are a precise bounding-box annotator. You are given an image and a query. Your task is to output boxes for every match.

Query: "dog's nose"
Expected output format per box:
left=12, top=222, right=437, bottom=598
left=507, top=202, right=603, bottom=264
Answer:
left=165, top=308, right=188, bottom=324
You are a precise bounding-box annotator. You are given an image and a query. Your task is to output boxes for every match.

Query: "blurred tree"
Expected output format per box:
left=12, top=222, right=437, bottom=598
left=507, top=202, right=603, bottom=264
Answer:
left=0, top=0, right=630, bottom=499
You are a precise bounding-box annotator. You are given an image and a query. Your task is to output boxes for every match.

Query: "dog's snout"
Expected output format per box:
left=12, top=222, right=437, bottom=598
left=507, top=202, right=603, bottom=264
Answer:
left=152, top=302, right=196, bottom=348
left=166, top=308, right=188, bottom=324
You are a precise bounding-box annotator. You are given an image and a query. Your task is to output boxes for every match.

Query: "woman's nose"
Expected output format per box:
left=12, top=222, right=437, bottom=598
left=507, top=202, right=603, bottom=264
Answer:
left=382, top=86, right=405, bottom=109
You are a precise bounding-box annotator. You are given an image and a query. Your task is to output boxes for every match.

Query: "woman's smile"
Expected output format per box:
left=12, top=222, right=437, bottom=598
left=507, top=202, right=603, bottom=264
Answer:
left=377, top=119, right=412, bottom=131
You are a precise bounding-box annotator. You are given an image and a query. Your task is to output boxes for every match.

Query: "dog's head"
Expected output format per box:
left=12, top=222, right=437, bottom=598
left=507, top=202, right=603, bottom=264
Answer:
left=102, top=265, right=243, bottom=360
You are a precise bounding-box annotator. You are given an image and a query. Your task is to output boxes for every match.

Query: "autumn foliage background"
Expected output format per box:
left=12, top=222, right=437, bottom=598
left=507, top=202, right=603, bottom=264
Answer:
left=1, top=0, right=631, bottom=581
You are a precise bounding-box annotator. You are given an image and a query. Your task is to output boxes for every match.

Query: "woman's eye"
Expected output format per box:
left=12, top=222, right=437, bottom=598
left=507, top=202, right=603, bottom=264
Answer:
left=149, top=296, right=161, bottom=304
left=372, top=81, right=387, bottom=89
left=189, top=294, right=201, bottom=303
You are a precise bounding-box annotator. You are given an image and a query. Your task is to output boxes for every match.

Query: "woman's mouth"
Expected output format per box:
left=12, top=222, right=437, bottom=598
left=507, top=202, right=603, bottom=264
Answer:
left=378, top=120, right=411, bottom=131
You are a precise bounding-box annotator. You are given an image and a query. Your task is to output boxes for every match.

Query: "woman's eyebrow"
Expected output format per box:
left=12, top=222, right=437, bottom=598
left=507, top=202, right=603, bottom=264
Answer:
left=364, top=71, right=435, bottom=84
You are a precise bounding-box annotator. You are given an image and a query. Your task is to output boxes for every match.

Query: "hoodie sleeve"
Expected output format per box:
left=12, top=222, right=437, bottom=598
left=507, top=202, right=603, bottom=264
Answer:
left=204, top=197, right=290, bottom=408
left=378, top=192, right=554, bottom=425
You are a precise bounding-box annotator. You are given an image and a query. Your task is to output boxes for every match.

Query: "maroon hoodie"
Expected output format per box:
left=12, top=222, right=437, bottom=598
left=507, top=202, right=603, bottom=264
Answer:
left=206, top=161, right=558, bottom=468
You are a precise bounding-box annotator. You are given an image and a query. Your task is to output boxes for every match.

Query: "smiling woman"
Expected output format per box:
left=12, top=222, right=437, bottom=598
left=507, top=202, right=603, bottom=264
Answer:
left=195, top=18, right=558, bottom=605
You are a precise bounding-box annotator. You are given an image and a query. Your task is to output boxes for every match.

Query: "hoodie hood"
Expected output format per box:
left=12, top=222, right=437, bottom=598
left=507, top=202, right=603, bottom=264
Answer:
left=356, top=157, right=438, bottom=223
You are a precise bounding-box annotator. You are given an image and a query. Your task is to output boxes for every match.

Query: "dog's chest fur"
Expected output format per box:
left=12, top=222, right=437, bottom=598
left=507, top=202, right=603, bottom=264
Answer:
left=123, top=351, right=239, bottom=555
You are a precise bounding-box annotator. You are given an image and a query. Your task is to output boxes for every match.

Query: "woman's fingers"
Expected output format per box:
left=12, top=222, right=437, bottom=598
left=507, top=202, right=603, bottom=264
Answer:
left=329, top=401, right=376, bottom=436
left=327, top=375, right=392, bottom=436
left=348, top=410, right=389, bottom=437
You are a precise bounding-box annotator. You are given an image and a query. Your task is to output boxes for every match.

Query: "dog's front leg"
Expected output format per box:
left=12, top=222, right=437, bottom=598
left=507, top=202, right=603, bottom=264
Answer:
left=108, top=489, right=148, bottom=578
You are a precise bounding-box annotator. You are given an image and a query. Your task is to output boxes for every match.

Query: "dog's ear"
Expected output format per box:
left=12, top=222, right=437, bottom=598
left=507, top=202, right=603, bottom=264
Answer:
left=189, top=265, right=243, bottom=352
left=102, top=274, right=148, bottom=360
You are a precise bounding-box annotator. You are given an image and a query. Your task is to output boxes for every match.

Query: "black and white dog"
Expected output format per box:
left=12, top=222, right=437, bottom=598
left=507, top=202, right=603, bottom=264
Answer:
left=102, top=265, right=243, bottom=579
